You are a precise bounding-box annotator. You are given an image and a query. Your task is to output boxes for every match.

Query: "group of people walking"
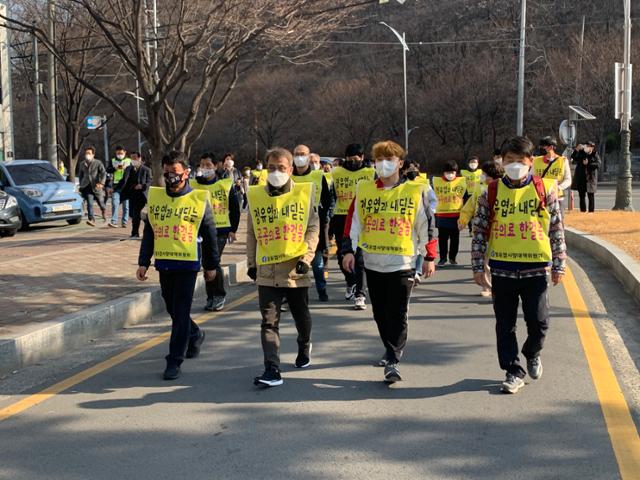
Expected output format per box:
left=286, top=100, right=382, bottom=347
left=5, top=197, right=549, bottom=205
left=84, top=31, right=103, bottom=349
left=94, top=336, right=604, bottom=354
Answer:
left=134, top=133, right=577, bottom=395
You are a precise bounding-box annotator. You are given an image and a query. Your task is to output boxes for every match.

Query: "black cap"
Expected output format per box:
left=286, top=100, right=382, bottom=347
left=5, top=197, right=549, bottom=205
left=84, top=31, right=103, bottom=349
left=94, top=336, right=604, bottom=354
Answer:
left=539, top=136, right=558, bottom=148
left=345, top=143, right=364, bottom=157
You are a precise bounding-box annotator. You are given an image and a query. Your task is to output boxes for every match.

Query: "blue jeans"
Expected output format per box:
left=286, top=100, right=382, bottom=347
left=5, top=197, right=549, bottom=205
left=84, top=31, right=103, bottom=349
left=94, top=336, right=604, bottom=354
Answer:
left=110, top=190, right=129, bottom=224
left=312, top=250, right=327, bottom=293
left=415, top=254, right=424, bottom=276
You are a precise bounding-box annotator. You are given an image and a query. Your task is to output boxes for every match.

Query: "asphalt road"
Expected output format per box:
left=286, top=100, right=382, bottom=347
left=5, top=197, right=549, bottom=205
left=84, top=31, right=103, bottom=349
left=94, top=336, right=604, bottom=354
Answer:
left=0, top=240, right=638, bottom=480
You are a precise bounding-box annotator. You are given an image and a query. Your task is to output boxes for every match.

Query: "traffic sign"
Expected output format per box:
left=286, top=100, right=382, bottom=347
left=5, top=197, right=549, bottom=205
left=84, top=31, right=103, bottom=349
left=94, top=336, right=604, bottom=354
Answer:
left=559, top=120, right=576, bottom=146
left=86, top=116, right=103, bottom=130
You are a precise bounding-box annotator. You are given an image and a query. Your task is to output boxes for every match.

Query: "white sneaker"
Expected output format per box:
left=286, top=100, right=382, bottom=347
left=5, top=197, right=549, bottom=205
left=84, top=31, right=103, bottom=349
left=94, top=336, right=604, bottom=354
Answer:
left=354, top=296, right=366, bottom=310
left=414, top=273, right=422, bottom=284
left=345, top=284, right=356, bottom=300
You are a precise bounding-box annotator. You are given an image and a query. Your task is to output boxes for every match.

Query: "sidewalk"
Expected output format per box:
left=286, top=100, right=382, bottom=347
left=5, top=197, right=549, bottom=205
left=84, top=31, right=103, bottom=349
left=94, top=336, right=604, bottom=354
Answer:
left=0, top=216, right=248, bottom=339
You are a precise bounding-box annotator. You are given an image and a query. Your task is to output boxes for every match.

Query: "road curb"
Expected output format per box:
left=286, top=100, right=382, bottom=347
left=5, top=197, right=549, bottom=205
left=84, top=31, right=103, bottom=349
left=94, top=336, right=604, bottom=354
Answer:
left=0, top=259, right=249, bottom=375
left=566, top=227, right=640, bottom=306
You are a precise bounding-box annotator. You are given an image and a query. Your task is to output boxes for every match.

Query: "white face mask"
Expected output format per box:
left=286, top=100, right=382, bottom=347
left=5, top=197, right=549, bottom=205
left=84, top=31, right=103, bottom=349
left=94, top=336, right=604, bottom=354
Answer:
left=504, top=162, right=530, bottom=181
left=197, top=168, right=215, bottom=178
left=311, top=163, right=321, bottom=171
left=268, top=170, right=290, bottom=188
left=468, top=162, right=479, bottom=171
left=293, top=155, right=309, bottom=168
left=116, top=154, right=125, bottom=160
left=85, top=154, right=94, bottom=161
left=256, top=164, right=263, bottom=171
left=375, top=159, right=397, bottom=178
left=444, top=172, right=456, bottom=181
left=131, top=160, right=142, bottom=168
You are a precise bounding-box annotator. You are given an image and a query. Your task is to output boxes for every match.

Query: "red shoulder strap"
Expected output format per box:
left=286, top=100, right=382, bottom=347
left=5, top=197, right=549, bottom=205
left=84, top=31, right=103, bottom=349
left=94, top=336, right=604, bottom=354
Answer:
left=531, top=176, right=547, bottom=210
left=487, top=179, right=499, bottom=224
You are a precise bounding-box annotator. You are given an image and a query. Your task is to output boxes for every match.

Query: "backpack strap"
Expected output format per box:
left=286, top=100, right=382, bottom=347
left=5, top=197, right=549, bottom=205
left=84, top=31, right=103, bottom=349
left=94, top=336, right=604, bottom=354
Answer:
left=487, top=179, right=500, bottom=225
left=540, top=157, right=557, bottom=178
left=531, top=176, right=547, bottom=211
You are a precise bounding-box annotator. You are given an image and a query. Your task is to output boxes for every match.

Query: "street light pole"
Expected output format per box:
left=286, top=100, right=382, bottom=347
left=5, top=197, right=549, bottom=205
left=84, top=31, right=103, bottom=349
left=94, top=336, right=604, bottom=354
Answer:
left=47, top=0, right=58, bottom=169
left=380, top=22, right=410, bottom=151
left=614, top=0, right=633, bottom=211
left=33, top=32, right=43, bottom=160
left=516, top=0, right=526, bottom=136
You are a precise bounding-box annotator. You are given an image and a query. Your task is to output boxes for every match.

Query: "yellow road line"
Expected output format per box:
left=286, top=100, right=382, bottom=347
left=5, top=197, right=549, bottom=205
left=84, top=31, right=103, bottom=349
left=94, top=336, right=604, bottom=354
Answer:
left=0, top=290, right=258, bottom=423
left=564, top=266, right=640, bottom=479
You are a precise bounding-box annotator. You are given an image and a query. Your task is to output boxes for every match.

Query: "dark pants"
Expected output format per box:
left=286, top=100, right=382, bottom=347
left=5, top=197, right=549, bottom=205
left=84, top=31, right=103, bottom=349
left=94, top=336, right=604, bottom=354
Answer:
left=578, top=190, right=595, bottom=213
left=331, top=214, right=366, bottom=298
left=492, top=275, right=550, bottom=378
left=160, top=270, right=200, bottom=366
left=80, top=185, right=106, bottom=221
left=365, top=268, right=414, bottom=364
left=205, top=234, right=228, bottom=299
left=438, top=227, right=460, bottom=262
left=258, top=286, right=312, bottom=370
left=129, top=193, right=147, bottom=236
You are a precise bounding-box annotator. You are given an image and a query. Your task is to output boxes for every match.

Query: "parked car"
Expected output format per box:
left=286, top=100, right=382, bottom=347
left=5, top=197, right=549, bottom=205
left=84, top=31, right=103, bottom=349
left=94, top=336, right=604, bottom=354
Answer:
left=0, top=190, right=21, bottom=237
left=0, top=160, right=83, bottom=229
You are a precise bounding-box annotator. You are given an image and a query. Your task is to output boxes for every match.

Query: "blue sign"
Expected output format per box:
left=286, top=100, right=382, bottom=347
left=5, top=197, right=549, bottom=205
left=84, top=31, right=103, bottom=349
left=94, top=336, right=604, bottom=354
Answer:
left=86, top=116, right=103, bottom=130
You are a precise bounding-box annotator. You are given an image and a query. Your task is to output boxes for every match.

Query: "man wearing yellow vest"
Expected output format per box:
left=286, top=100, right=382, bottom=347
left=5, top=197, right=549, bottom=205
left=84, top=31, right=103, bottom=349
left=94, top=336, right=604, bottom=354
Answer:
left=292, top=145, right=334, bottom=302
left=331, top=143, right=375, bottom=310
left=137, top=151, right=220, bottom=381
left=533, top=136, right=572, bottom=212
left=247, top=147, right=319, bottom=387
left=471, top=136, right=566, bottom=394
left=342, top=140, right=437, bottom=383
left=191, top=152, right=241, bottom=312
left=461, top=155, right=483, bottom=195
left=250, top=159, right=268, bottom=186
left=108, top=145, right=132, bottom=228
left=432, top=160, right=467, bottom=266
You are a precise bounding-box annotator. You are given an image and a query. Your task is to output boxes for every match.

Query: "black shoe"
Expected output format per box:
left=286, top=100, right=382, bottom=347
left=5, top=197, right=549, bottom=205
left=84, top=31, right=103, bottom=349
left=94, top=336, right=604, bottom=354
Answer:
left=384, top=363, right=402, bottom=383
left=204, top=298, right=215, bottom=311
left=253, top=368, right=283, bottom=387
left=449, top=259, right=458, bottom=266
left=437, top=259, right=447, bottom=267
left=377, top=353, right=389, bottom=367
left=318, top=290, right=329, bottom=302
left=186, top=330, right=205, bottom=359
left=163, top=363, right=181, bottom=380
left=295, top=343, right=312, bottom=369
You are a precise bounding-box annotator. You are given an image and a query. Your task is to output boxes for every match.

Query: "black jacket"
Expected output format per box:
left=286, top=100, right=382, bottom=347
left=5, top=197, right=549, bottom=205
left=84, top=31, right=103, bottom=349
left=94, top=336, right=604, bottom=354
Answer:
left=117, top=164, right=153, bottom=200
left=571, top=150, right=600, bottom=193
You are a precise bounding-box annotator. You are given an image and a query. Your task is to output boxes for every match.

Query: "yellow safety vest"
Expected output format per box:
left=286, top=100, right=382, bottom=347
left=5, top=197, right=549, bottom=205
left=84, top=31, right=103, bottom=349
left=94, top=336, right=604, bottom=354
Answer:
left=147, top=187, right=209, bottom=262
left=247, top=182, right=312, bottom=265
left=409, top=173, right=429, bottom=185
left=111, top=157, right=132, bottom=183
left=251, top=169, right=268, bottom=186
left=190, top=178, right=232, bottom=229
left=332, top=166, right=375, bottom=215
left=357, top=181, right=425, bottom=256
left=533, top=156, right=566, bottom=197
left=293, top=169, right=324, bottom=207
left=461, top=169, right=483, bottom=194
left=488, top=180, right=553, bottom=263
left=432, top=176, right=467, bottom=214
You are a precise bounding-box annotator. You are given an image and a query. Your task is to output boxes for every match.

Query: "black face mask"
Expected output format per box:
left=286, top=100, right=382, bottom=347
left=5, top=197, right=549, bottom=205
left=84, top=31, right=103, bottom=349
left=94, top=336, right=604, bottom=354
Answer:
left=164, top=172, right=184, bottom=187
left=345, top=159, right=362, bottom=170
left=405, top=171, right=418, bottom=181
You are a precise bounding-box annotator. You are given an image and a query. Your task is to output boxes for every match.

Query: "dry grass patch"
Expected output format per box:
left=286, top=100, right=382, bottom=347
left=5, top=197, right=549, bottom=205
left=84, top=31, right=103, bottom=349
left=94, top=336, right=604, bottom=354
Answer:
left=564, top=211, right=640, bottom=261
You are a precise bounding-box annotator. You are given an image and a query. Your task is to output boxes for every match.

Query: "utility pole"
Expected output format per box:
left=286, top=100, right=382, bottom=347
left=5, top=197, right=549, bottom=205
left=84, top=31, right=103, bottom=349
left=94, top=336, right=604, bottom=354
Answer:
left=0, top=0, right=15, bottom=163
left=614, top=0, right=633, bottom=210
left=516, top=0, right=526, bottom=136
left=575, top=15, right=585, bottom=104
left=33, top=32, right=43, bottom=160
left=47, top=0, right=58, bottom=169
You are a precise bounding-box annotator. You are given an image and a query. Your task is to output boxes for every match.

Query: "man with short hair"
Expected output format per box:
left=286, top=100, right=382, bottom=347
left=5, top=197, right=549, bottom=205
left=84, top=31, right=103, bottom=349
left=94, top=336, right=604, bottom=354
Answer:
left=292, top=145, right=334, bottom=302
left=246, top=147, right=320, bottom=387
left=116, top=151, right=152, bottom=238
left=534, top=136, right=572, bottom=211
left=108, top=145, right=132, bottom=228
left=137, top=151, right=220, bottom=380
left=331, top=143, right=375, bottom=310
left=78, top=146, right=107, bottom=226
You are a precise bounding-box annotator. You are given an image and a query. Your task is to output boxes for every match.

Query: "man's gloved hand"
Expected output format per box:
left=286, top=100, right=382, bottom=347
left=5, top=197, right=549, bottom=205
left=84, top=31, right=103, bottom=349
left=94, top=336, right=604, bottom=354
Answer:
left=247, top=267, right=257, bottom=281
left=295, top=261, right=310, bottom=275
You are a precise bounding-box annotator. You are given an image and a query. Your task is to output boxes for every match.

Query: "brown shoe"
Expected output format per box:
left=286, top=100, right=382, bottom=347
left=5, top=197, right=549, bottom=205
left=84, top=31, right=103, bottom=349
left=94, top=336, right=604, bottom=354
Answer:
left=86, top=219, right=96, bottom=226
